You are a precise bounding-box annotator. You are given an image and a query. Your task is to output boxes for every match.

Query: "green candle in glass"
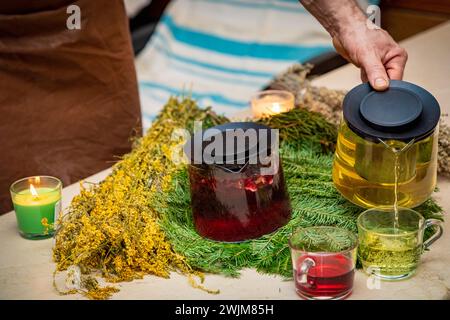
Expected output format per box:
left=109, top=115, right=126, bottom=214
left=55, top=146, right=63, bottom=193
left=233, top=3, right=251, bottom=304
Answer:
left=10, top=176, right=62, bottom=239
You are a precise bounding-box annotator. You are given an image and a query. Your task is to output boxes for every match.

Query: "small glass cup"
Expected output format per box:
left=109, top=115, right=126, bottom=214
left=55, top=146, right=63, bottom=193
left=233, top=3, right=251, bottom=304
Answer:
left=357, top=207, right=443, bottom=280
left=289, top=226, right=358, bottom=300
left=251, top=90, right=295, bottom=118
left=10, top=176, right=62, bottom=239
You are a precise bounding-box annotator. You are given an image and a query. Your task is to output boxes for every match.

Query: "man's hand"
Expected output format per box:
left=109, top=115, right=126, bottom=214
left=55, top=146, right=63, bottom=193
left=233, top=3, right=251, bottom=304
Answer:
left=332, top=24, right=408, bottom=91
left=300, top=0, right=408, bottom=91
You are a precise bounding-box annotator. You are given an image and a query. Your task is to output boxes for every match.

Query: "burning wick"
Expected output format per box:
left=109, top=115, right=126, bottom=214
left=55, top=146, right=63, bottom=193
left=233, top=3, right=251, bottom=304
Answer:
left=271, top=103, right=281, bottom=113
left=30, top=184, right=39, bottom=198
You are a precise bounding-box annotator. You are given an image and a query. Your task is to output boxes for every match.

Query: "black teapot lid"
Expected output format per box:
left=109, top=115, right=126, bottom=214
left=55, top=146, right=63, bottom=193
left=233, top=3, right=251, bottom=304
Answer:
left=184, top=122, right=274, bottom=164
left=343, top=80, right=440, bottom=142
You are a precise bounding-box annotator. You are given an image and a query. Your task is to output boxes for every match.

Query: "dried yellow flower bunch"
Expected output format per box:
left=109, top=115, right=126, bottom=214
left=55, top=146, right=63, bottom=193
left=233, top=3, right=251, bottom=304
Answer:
left=53, top=97, right=225, bottom=299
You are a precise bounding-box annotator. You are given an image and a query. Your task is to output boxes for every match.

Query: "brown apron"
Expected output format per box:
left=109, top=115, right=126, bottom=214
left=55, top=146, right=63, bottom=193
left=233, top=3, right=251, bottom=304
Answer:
left=0, top=0, right=142, bottom=213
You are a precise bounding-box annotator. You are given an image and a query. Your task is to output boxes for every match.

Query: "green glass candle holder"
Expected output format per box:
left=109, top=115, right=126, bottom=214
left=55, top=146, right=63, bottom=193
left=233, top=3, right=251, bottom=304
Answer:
left=10, top=176, right=62, bottom=240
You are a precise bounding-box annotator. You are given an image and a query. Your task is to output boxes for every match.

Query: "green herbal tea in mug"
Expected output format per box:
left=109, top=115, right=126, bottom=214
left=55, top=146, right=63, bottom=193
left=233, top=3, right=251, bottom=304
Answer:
left=358, top=229, right=422, bottom=277
left=357, top=207, right=442, bottom=280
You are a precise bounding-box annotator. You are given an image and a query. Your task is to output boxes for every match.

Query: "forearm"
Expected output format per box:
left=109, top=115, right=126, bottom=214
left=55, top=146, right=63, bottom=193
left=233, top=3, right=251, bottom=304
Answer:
left=299, top=0, right=367, bottom=37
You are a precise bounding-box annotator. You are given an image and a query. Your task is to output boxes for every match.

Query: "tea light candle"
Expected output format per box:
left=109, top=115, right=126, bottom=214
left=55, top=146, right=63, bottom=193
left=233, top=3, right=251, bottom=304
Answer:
left=10, top=176, right=62, bottom=239
left=251, top=90, right=295, bottom=118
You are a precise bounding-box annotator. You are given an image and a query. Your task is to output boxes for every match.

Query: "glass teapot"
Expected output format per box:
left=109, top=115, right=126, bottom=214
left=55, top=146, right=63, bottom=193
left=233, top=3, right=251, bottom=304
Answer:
left=184, top=122, right=291, bottom=242
left=333, top=80, right=440, bottom=208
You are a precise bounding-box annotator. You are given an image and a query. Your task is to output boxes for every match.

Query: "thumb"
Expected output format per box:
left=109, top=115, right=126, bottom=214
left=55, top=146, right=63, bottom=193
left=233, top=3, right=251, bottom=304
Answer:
left=360, top=51, right=389, bottom=91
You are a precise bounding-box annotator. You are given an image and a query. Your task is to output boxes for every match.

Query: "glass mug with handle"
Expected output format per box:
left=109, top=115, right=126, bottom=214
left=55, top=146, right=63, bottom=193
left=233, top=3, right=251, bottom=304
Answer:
left=289, top=226, right=358, bottom=300
left=357, top=207, right=443, bottom=280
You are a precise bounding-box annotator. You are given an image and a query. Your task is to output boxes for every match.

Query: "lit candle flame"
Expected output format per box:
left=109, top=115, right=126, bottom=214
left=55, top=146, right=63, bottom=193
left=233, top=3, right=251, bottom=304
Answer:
left=35, top=176, right=40, bottom=185
left=272, top=103, right=281, bottom=113
left=30, top=184, right=39, bottom=197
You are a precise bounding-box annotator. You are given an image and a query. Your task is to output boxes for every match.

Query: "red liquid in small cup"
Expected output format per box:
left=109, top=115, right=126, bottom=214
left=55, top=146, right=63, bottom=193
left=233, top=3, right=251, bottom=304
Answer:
left=295, top=254, right=354, bottom=299
left=189, top=164, right=291, bottom=242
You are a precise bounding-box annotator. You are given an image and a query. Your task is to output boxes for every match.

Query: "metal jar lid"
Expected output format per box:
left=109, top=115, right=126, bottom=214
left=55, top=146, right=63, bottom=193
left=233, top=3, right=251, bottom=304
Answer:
left=343, top=80, right=440, bottom=142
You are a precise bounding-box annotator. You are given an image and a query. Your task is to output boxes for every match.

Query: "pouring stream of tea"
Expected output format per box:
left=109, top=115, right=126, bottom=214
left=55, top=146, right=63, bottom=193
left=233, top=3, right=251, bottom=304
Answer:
left=379, top=138, right=416, bottom=231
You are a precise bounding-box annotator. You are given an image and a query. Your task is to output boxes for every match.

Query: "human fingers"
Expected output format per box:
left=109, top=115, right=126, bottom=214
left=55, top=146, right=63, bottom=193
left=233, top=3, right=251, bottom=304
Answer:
left=359, top=50, right=389, bottom=91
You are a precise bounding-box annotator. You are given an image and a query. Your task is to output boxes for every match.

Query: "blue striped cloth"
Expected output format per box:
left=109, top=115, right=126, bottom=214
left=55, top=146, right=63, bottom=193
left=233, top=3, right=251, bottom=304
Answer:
left=135, top=0, right=373, bottom=130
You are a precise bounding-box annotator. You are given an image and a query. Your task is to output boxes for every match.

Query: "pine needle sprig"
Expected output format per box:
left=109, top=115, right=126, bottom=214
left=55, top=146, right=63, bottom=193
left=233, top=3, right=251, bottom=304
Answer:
left=258, top=108, right=338, bottom=152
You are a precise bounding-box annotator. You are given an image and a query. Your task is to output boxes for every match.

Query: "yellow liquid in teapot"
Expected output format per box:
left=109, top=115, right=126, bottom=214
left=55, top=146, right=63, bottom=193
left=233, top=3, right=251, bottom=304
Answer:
left=332, top=122, right=438, bottom=208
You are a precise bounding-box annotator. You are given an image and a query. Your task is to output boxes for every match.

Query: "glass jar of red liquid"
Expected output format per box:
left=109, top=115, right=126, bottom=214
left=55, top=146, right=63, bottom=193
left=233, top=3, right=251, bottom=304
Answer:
left=184, top=122, right=291, bottom=242
left=289, top=226, right=358, bottom=300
